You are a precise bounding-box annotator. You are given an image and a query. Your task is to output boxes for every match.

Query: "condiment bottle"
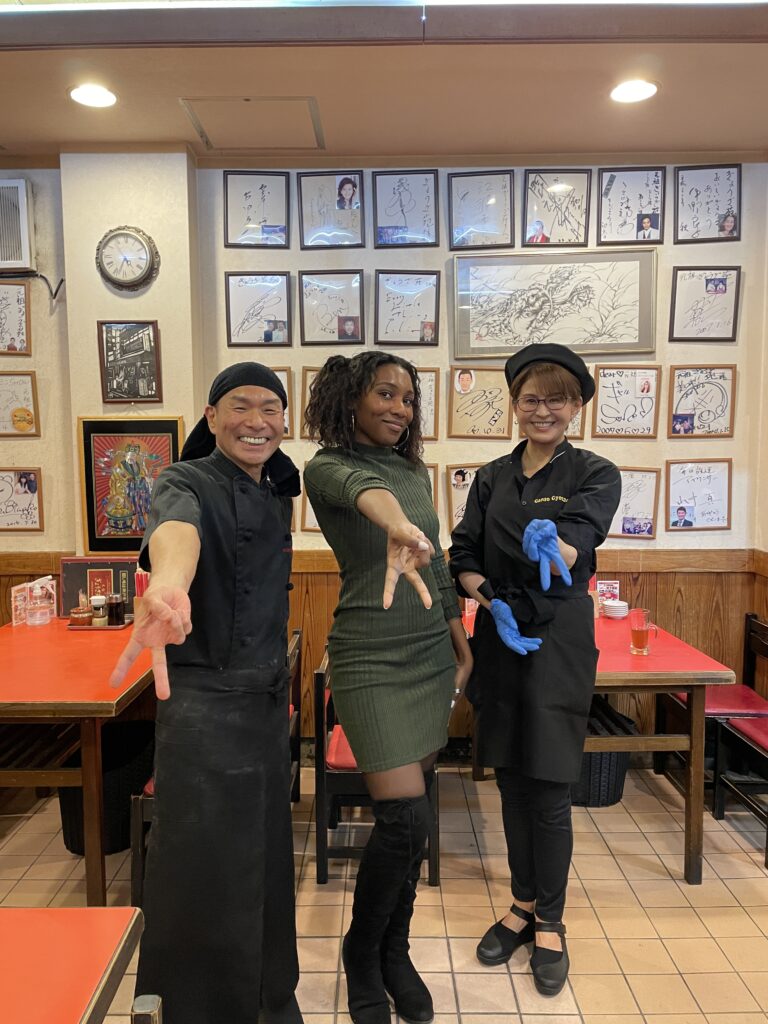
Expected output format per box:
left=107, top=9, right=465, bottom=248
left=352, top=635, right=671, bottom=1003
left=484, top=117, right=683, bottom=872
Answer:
left=106, top=593, right=125, bottom=626
left=90, top=595, right=108, bottom=628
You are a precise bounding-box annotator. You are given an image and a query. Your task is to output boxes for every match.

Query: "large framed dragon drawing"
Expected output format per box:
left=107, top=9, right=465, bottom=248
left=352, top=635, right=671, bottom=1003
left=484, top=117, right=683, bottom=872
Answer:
left=453, top=248, right=656, bottom=359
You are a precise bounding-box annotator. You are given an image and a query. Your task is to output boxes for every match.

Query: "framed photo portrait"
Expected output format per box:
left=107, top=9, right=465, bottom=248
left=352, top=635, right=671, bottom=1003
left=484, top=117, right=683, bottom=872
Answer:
left=666, top=458, right=732, bottom=532
left=373, top=170, right=439, bottom=248
left=446, top=464, right=481, bottom=531
left=592, top=365, right=661, bottom=439
left=223, top=170, right=289, bottom=248
left=417, top=367, right=439, bottom=441
left=674, top=165, right=741, bottom=243
left=423, top=463, right=438, bottom=512
left=374, top=271, right=440, bottom=347
left=0, top=370, right=40, bottom=437
left=668, top=365, right=735, bottom=439
left=0, top=467, right=43, bottom=531
left=97, top=321, right=162, bottom=403
left=299, top=270, right=364, bottom=346
left=448, top=170, right=514, bottom=250
left=78, top=416, right=183, bottom=554
left=523, top=169, right=591, bottom=247
left=608, top=467, right=660, bottom=540
left=454, top=249, right=656, bottom=359
left=225, top=272, right=291, bottom=347
left=271, top=366, right=294, bottom=438
left=669, top=266, right=741, bottom=343
left=448, top=365, right=512, bottom=440
left=0, top=280, right=31, bottom=356
left=297, top=171, right=365, bottom=249
left=299, top=366, right=320, bottom=439
left=597, top=166, right=665, bottom=245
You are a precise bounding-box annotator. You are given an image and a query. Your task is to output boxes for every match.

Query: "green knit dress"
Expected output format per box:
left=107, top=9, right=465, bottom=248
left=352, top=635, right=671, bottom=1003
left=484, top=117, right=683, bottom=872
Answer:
left=304, top=443, right=461, bottom=773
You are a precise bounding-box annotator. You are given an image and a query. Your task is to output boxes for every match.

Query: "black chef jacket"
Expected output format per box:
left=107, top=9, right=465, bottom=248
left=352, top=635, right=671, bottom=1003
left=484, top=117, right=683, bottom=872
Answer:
left=138, top=446, right=293, bottom=675
left=134, top=445, right=299, bottom=1024
left=449, top=439, right=621, bottom=782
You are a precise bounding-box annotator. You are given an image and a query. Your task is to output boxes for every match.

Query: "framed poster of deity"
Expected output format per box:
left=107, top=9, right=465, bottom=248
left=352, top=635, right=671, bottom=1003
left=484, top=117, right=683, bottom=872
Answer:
left=78, top=416, right=183, bottom=554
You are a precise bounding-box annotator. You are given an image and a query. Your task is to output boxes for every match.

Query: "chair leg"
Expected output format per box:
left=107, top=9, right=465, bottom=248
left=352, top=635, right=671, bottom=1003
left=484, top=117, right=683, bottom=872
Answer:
left=131, top=994, right=162, bottom=1023
left=130, top=794, right=146, bottom=908
left=315, top=771, right=329, bottom=885
left=713, top=722, right=728, bottom=820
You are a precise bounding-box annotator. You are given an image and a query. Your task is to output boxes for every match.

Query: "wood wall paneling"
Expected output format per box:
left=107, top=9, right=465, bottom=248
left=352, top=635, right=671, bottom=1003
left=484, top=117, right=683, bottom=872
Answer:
left=4, top=549, right=768, bottom=736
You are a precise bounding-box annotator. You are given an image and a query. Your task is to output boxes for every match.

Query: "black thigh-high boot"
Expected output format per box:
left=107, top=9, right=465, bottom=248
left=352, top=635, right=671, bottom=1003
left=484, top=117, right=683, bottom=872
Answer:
left=343, top=794, right=432, bottom=1024
left=380, top=771, right=435, bottom=1024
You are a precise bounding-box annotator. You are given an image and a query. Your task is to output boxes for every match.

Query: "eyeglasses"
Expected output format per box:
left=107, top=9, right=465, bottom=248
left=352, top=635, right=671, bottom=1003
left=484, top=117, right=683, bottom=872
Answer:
left=514, top=394, right=568, bottom=412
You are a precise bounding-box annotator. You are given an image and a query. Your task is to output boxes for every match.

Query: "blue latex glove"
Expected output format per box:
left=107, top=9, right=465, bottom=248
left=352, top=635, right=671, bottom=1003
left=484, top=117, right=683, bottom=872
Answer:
left=522, top=519, right=573, bottom=592
left=489, top=599, right=543, bottom=656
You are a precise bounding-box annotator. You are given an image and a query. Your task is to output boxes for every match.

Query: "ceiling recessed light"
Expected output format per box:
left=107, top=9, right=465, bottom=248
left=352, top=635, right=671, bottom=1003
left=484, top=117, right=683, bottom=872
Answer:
left=610, top=79, right=658, bottom=103
left=69, top=84, right=117, bottom=108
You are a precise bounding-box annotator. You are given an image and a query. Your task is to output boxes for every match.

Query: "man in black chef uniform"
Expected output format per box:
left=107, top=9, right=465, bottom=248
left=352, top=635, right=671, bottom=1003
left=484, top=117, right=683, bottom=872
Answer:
left=110, top=362, right=303, bottom=1024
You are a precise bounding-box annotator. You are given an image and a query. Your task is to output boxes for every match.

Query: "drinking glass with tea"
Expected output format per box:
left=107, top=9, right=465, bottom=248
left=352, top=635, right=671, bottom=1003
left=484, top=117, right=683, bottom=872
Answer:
left=629, top=608, right=658, bottom=655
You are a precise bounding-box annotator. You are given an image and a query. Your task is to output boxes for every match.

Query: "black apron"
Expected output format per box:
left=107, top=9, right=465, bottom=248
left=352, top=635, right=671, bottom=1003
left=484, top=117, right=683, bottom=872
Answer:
left=450, top=441, right=621, bottom=784
left=135, top=451, right=298, bottom=1023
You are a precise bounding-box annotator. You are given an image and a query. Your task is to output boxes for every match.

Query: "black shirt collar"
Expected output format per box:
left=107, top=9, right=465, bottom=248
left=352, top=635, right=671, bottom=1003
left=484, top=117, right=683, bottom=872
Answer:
left=206, top=446, right=301, bottom=497
left=511, top=437, right=571, bottom=472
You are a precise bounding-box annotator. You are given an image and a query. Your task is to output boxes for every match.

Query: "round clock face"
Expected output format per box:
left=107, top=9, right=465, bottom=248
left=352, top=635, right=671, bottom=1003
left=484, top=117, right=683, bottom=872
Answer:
left=96, top=226, right=160, bottom=290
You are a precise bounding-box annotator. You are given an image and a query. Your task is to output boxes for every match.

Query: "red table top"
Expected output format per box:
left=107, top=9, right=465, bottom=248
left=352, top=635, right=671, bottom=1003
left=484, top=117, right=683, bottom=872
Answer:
left=595, top=617, right=734, bottom=687
left=0, top=907, right=142, bottom=1024
left=0, top=619, right=152, bottom=715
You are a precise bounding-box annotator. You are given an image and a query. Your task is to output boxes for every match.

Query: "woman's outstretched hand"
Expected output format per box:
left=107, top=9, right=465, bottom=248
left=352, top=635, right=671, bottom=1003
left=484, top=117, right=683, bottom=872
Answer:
left=108, top=586, right=192, bottom=700
left=383, top=522, right=435, bottom=610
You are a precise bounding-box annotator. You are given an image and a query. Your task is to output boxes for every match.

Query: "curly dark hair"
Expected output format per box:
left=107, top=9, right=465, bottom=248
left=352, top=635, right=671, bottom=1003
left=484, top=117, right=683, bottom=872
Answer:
left=304, top=351, right=423, bottom=463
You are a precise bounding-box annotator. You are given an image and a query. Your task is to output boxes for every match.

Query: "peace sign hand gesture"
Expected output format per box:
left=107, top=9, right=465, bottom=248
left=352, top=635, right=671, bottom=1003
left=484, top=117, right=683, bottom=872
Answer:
left=108, top=586, right=192, bottom=700
left=382, top=522, right=435, bottom=610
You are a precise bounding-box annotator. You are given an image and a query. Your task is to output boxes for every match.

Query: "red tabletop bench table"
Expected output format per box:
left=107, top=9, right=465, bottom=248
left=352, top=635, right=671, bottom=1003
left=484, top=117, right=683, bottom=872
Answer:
left=0, top=620, right=153, bottom=906
left=0, top=906, right=143, bottom=1024
left=591, top=617, right=735, bottom=884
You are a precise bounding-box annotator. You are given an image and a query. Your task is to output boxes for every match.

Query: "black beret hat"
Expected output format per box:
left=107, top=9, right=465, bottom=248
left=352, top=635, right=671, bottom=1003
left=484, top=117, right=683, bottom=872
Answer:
left=504, top=343, right=595, bottom=403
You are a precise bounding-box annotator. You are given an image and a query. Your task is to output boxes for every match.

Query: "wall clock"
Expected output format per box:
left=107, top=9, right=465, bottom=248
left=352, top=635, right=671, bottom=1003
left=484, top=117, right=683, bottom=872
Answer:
left=95, top=225, right=160, bottom=291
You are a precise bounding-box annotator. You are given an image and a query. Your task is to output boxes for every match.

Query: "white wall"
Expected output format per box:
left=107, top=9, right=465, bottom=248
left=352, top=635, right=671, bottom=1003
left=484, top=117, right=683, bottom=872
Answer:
left=3, top=159, right=765, bottom=556
left=198, top=163, right=768, bottom=551
left=60, top=151, right=202, bottom=553
left=0, top=169, right=73, bottom=552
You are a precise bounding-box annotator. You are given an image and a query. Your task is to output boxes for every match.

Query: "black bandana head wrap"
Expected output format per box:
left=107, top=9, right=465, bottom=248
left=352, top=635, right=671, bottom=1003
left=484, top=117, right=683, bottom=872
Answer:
left=181, top=362, right=300, bottom=497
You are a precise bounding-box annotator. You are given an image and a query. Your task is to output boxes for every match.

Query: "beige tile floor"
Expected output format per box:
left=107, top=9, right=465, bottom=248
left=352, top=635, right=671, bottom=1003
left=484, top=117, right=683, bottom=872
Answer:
left=1, top=766, right=767, bottom=1023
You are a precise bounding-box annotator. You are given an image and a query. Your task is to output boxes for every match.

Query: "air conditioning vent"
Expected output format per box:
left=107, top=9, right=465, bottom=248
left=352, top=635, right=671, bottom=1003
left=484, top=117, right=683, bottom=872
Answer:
left=0, top=179, right=36, bottom=272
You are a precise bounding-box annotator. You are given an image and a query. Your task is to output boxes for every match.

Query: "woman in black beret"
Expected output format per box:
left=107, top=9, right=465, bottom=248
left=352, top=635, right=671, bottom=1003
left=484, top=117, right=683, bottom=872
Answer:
left=449, top=343, right=621, bottom=997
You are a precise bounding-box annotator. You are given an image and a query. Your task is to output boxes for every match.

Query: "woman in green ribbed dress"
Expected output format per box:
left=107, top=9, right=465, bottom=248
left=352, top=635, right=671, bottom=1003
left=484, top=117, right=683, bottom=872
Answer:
left=304, top=352, right=472, bottom=1024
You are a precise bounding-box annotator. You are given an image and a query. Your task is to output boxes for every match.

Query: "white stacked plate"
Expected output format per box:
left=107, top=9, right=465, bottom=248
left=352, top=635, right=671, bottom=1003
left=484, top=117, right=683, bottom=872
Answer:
left=603, top=599, right=629, bottom=619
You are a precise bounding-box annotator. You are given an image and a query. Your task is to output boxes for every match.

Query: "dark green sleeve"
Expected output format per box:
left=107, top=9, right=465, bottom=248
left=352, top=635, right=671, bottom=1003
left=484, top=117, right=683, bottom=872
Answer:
left=304, top=451, right=395, bottom=510
left=431, top=545, right=461, bottom=622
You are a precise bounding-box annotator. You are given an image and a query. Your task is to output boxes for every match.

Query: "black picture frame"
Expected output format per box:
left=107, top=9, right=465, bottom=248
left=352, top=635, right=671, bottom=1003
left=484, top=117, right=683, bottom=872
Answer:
left=523, top=168, right=591, bottom=248
left=374, top=270, right=440, bottom=346
left=297, top=170, right=365, bottom=249
left=596, top=166, right=666, bottom=246
left=447, top=170, right=515, bottom=251
left=225, top=271, right=292, bottom=347
left=97, top=320, right=162, bottom=403
left=674, top=164, right=742, bottom=244
left=223, top=170, right=290, bottom=249
left=372, top=169, right=439, bottom=248
left=78, top=416, right=182, bottom=554
left=299, top=270, right=365, bottom=345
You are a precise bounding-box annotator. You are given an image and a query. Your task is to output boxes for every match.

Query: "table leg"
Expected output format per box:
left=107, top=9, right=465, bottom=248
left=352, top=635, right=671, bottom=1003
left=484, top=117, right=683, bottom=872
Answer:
left=684, top=686, right=705, bottom=885
left=81, top=718, right=107, bottom=905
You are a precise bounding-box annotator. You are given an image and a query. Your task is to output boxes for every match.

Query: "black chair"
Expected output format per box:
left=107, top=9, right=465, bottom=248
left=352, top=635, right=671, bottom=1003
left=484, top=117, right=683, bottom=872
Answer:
left=313, top=650, right=440, bottom=886
left=714, top=715, right=768, bottom=867
left=130, top=629, right=303, bottom=907
left=654, top=613, right=768, bottom=807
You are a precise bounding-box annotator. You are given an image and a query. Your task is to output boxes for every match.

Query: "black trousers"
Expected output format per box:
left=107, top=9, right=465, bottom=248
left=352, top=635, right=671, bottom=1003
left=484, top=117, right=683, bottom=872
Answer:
left=495, top=767, right=573, bottom=922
